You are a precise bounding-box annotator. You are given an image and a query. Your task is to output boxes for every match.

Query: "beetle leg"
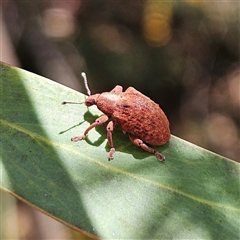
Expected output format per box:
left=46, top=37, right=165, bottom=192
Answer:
left=106, top=120, right=116, bottom=160
left=129, top=134, right=165, bottom=162
left=71, top=115, right=109, bottom=142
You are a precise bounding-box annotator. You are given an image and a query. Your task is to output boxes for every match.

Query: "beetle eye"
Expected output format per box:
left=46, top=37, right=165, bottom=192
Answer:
left=85, top=98, right=95, bottom=106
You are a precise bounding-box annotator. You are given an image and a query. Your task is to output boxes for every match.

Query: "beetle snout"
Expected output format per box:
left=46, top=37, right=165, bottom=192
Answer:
left=85, top=98, right=95, bottom=106
left=85, top=94, right=100, bottom=107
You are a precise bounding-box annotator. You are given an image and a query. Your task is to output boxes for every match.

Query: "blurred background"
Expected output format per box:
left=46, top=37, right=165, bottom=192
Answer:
left=1, top=1, right=239, bottom=239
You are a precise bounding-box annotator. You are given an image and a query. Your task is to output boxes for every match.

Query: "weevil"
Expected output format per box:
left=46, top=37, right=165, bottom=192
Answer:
left=62, top=73, right=170, bottom=161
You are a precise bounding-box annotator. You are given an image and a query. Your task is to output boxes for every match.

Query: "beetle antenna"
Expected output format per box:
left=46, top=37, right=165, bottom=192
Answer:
left=61, top=72, right=91, bottom=105
left=81, top=72, right=91, bottom=96
left=62, top=101, right=84, bottom=105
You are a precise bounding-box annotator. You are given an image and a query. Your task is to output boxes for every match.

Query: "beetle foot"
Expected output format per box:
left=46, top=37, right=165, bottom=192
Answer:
left=71, top=135, right=85, bottom=142
left=108, top=148, right=115, bottom=160
left=154, top=151, right=165, bottom=162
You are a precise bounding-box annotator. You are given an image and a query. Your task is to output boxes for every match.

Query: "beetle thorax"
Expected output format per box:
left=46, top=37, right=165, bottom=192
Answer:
left=96, top=92, right=120, bottom=116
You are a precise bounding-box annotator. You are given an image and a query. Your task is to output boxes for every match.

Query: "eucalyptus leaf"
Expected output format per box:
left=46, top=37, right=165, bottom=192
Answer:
left=0, top=62, right=239, bottom=239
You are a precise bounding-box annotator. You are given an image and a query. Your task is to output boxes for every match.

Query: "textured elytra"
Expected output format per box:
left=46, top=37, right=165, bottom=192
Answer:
left=112, top=87, right=170, bottom=145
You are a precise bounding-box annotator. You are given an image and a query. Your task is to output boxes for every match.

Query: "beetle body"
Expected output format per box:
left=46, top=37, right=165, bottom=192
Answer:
left=68, top=83, right=170, bottom=162
left=92, top=86, right=170, bottom=145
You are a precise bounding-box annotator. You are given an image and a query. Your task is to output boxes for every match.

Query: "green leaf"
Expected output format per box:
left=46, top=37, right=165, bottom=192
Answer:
left=1, top=62, right=239, bottom=239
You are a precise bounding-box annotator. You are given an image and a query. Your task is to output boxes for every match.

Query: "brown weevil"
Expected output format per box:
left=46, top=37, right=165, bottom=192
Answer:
left=62, top=72, right=170, bottom=161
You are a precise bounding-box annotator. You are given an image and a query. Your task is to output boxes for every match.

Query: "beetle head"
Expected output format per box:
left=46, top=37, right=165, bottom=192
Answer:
left=85, top=94, right=100, bottom=106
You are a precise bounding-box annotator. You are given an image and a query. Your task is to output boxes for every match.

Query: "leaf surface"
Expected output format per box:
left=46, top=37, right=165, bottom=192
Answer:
left=0, top=62, right=239, bottom=239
